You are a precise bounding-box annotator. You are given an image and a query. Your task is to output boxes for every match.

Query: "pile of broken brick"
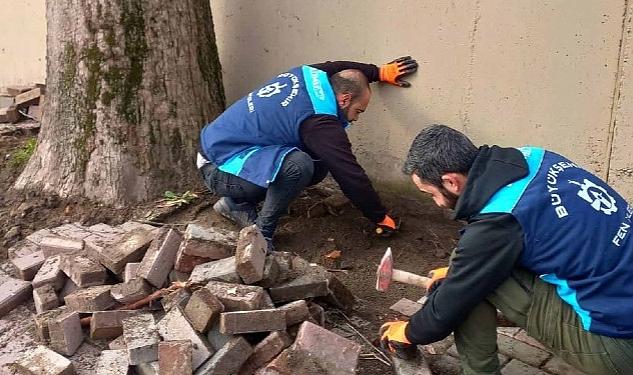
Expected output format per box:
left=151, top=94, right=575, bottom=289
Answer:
left=2, top=220, right=363, bottom=374
left=0, top=84, right=44, bottom=123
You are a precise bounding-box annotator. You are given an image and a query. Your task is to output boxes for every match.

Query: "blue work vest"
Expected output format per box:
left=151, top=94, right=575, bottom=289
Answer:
left=200, top=66, right=348, bottom=187
left=480, top=147, right=633, bottom=337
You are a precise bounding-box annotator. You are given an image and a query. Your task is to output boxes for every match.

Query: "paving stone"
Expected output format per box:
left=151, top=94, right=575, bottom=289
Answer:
left=175, top=245, right=211, bottom=273
left=109, top=335, right=127, bottom=350
left=206, top=321, right=233, bottom=352
left=514, top=329, right=549, bottom=351
left=111, top=278, right=153, bottom=305
left=124, top=262, right=140, bottom=283
left=497, top=334, right=550, bottom=368
left=161, top=288, right=191, bottom=312
left=195, top=336, right=252, bottom=375
left=169, top=269, right=190, bottom=283
left=33, top=307, right=68, bottom=343
left=390, top=298, right=422, bottom=317
left=11, top=250, right=45, bottom=280
left=135, top=361, right=159, bottom=375
left=137, top=227, right=182, bottom=288
left=542, top=356, right=586, bottom=375
left=0, top=277, right=32, bottom=317
left=14, top=345, right=75, bottom=375
left=307, top=302, right=325, bottom=326
left=276, top=300, right=310, bottom=326
left=184, top=288, right=225, bottom=332
left=95, top=349, right=130, bottom=374
left=32, top=255, right=66, bottom=290
left=501, top=359, right=548, bottom=375
left=220, top=309, right=286, bottom=334
left=33, top=284, right=60, bottom=313
left=265, top=321, right=361, bottom=374
left=268, top=272, right=328, bottom=303
left=204, top=281, right=266, bottom=311
left=88, top=230, right=153, bottom=275
left=59, top=254, right=107, bottom=287
left=156, top=307, right=214, bottom=370
left=90, top=310, right=139, bottom=339
left=181, top=224, right=237, bottom=259
left=122, top=313, right=160, bottom=366
left=189, top=257, right=241, bottom=285
left=239, top=331, right=292, bottom=375
left=40, top=236, right=84, bottom=258
left=49, top=310, right=83, bottom=356
left=255, top=255, right=280, bottom=288
left=159, top=340, right=193, bottom=375
left=64, top=285, right=116, bottom=312
left=235, top=225, right=267, bottom=284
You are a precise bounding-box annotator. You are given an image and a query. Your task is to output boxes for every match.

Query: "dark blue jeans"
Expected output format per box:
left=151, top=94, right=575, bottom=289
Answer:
left=200, top=150, right=327, bottom=240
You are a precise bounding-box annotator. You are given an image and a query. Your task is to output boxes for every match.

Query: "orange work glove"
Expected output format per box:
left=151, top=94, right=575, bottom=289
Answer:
left=427, top=266, right=449, bottom=293
left=375, top=214, right=399, bottom=237
left=379, top=321, right=414, bottom=358
left=379, top=56, right=419, bottom=87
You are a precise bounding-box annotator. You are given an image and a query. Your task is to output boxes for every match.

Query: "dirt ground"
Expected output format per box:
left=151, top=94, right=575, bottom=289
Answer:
left=0, top=130, right=463, bottom=374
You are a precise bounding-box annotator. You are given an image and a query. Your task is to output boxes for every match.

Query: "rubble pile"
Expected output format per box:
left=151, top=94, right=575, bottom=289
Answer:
left=2, top=220, right=361, bottom=374
left=0, top=84, right=45, bottom=123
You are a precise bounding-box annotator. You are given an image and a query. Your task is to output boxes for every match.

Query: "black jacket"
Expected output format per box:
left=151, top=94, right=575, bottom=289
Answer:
left=406, top=146, right=527, bottom=344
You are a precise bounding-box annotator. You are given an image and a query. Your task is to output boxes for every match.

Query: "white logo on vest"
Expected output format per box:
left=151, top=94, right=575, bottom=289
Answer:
left=256, top=82, right=288, bottom=98
left=569, top=178, right=618, bottom=215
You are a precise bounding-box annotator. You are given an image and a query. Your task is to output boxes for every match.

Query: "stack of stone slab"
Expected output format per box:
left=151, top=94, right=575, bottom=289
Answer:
left=0, top=84, right=45, bottom=123
left=6, top=221, right=361, bottom=374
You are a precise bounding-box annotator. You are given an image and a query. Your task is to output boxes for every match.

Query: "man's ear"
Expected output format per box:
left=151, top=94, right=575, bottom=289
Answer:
left=441, top=173, right=467, bottom=195
left=337, top=92, right=352, bottom=108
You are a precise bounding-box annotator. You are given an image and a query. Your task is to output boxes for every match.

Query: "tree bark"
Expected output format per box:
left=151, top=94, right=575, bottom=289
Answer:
left=15, top=0, right=225, bottom=206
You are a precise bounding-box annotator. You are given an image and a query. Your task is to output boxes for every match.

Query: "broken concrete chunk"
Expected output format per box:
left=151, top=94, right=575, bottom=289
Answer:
left=0, top=277, right=32, bottom=317
left=49, top=309, right=83, bottom=356
left=184, top=288, right=225, bottom=333
left=11, top=250, right=45, bottom=280
left=235, top=225, right=268, bottom=284
left=239, top=331, right=292, bottom=375
left=159, top=341, right=192, bottom=375
left=110, top=278, right=153, bottom=305
left=95, top=349, right=129, bottom=375
left=195, top=336, right=252, bottom=375
left=33, top=284, right=60, bottom=313
left=204, top=281, right=266, bottom=311
left=90, top=310, right=139, bottom=339
left=189, top=256, right=241, bottom=285
left=14, top=345, right=75, bottom=375
left=220, top=309, right=286, bottom=334
left=64, top=285, right=116, bottom=312
left=59, top=254, right=107, bottom=287
left=40, top=236, right=84, bottom=257
left=181, top=224, right=237, bottom=259
left=122, top=313, right=160, bottom=366
left=32, top=255, right=66, bottom=291
left=156, top=307, right=214, bottom=370
left=137, top=227, right=182, bottom=288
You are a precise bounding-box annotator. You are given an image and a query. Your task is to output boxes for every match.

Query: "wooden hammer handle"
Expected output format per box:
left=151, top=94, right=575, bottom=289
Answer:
left=392, top=269, right=431, bottom=289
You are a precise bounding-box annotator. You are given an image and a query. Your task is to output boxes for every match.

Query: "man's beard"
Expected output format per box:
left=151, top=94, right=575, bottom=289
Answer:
left=439, top=186, right=459, bottom=210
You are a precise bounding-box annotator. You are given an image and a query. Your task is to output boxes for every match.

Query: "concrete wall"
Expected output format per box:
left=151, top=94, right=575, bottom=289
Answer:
left=3, top=1, right=633, bottom=199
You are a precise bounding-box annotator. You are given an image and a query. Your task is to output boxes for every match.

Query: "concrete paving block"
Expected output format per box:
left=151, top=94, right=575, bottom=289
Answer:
left=161, top=288, right=191, bottom=312
left=276, top=300, right=310, bottom=326
left=497, top=334, right=551, bottom=368
left=157, top=307, right=214, bottom=370
left=501, top=359, right=548, bottom=375
left=89, top=230, right=154, bottom=275
left=175, top=245, right=211, bottom=273
left=220, top=309, right=286, bottom=334
left=542, top=356, right=586, bottom=375
left=95, top=349, right=130, bottom=375
left=189, top=257, right=241, bottom=285
left=11, top=250, right=45, bottom=280
left=40, top=236, right=84, bottom=258
left=137, top=227, right=182, bottom=288
left=235, top=225, right=267, bottom=284
left=33, top=307, right=68, bottom=343
left=181, top=224, right=237, bottom=259
left=159, top=340, right=193, bottom=375
left=268, top=272, right=329, bottom=303
left=0, top=277, right=32, bottom=317
left=32, top=255, right=66, bottom=290
left=14, top=345, right=75, bottom=375
left=90, top=310, right=139, bottom=339
left=204, top=281, right=266, bottom=311
left=239, top=331, right=292, bottom=375
left=122, top=313, right=160, bottom=366
left=108, top=335, right=127, bottom=350
left=124, top=262, right=140, bottom=283
left=255, top=255, right=280, bottom=288
left=59, top=254, right=107, bottom=287
left=265, top=321, right=360, bottom=374
left=390, top=298, right=423, bottom=317
left=49, top=310, right=83, bottom=356
left=33, top=284, right=60, bottom=313
left=110, top=278, right=153, bottom=305
left=64, top=285, right=116, bottom=312
left=184, top=288, right=225, bottom=332
left=195, top=336, right=252, bottom=375
left=135, top=361, right=159, bottom=375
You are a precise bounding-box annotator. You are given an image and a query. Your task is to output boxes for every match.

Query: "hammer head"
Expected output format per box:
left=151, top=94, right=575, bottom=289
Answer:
left=376, top=247, right=393, bottom=292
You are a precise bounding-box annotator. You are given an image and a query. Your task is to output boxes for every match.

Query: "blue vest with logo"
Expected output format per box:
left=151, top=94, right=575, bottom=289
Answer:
left=200, top=66, right=348, bottom=187
left=480, top=147, right=633, bottom=337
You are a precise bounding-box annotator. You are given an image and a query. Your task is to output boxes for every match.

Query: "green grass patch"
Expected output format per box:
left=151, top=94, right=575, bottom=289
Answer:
left=10, top=138, right=37, bottom=167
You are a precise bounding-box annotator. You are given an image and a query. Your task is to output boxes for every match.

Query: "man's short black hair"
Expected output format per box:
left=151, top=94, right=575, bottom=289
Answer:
left=403, top=124, right=478, bottom=187
left=330, top=69, right=369, bottom=101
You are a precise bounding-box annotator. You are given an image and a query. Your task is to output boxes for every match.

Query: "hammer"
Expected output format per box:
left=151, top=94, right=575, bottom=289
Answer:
left=376, top=247, right=431, bottom=292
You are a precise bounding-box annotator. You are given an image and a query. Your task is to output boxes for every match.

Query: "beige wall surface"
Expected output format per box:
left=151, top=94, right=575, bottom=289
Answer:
left=0, top=0, right=46, bottom=86
left=2, top=1, right=633, bottom=200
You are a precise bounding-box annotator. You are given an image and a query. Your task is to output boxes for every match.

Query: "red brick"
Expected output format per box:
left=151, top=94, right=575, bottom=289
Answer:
left=205, top=281, right=266, bottom=311
left=111, top=278, right=153, bottom=304
left=268, top=272, right=329, bottom=303
left=32, top=255, right=66, bottom=291
left=161, top=288, right=191, bottom=312
left=39, top=236, right=84, bottom=257
left=256, top=255, right=280, bottom=288
left=180, top=224, right=237, bottom=259
left=239, top=331, right=292, bottom=374
left=64, top=285, right=116, bottom=312
left=88, top=230, right=153, bottom=275
left=49, top=310, right=83, bottom=356
left=307, top=302, right=325, bottom=326
left=195, top=336, right=252, bottom=375
left=159, top=341, right=192, bottom=375
left=60, top=254, right=107, bottom=287
left=124, top=262, right=141, bottom=282
left=220, top=309, right=286, bottom=334
left=156, top=307, right=214, bottom=370
left=174, top=245, right=210, bottom=273
left=0, top=278, right=32, bottom=317
left=276, top=300, right=310, bottom=326
left=122, top=313, right=160, bottom=366
left=33, top=284, right=59, bottom=313
left=96, top=349, right=129, bottom=375
left=235, top=225, right=268, bottom=284
left=12, top=250, right=46, bottom=281
left=33, top=307, right=67, bottom=343
left=90, top=310, right=139, bottom=339
left=184, top=288, right=225, bottom=332
left=137, top=227, right=182, bottom=288
left=189, top=256, right=240, bottom=285
left=14, top=345, right=74, bottom=375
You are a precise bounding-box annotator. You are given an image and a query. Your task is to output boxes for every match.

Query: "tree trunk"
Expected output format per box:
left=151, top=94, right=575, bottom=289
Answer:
left=14, top=0, right=225, bottom=206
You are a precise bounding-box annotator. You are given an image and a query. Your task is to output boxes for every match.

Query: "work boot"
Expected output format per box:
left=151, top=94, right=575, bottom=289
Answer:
left=213, top=197, right=258, bottom=228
